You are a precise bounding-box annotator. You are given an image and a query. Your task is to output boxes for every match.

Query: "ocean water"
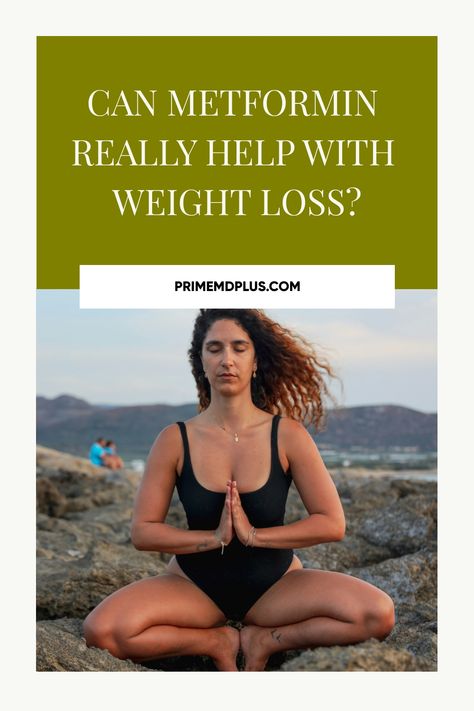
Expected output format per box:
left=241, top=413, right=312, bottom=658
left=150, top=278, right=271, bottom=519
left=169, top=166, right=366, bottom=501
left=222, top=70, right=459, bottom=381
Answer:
left=335, top=468, right=438, bottom=482
left=124, top=457, right=438, bottom=481
left=127, top=459, right=147, bottom=473
left=388, top=470, right=437, bottom=482
left=320, top=450, right=437, bottom=473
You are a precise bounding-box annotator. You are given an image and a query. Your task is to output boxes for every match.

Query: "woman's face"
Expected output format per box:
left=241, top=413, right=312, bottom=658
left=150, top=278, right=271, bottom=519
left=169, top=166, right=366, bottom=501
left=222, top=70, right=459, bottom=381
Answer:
left=201, top=319, right=256, bottom=396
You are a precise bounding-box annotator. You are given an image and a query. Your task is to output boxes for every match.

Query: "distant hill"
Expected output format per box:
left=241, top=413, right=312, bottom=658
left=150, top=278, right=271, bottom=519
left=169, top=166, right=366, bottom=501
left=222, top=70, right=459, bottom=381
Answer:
left=37, top=395, right=196, bottom=459
left=36, top=394, right=98, bottom=427
left=36, top=395, right=437, bottom=461
left=317, top=405, right=436, bottom=451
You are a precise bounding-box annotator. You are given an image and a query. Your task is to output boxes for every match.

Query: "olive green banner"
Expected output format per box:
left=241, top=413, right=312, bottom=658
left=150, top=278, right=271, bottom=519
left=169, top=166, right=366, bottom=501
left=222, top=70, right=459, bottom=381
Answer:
left=37, top=37, right=436, bottom=289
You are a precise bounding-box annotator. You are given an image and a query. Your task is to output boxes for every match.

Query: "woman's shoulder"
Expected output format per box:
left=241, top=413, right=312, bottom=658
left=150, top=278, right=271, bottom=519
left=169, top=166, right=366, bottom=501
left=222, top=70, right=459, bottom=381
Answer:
left=179, top=413, right=208, bottom=433
left=158, top=421, right=183, bottom=436
left=277, top=416, right=312, bottom=451
left=150, top=422, right=184, bottom=453
left=277, top=415, right=308, bottom=434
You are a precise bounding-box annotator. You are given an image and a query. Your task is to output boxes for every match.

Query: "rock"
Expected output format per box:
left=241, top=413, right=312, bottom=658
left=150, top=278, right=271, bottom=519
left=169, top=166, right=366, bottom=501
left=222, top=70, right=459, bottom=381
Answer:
left=388, top=602, right=437, bottom=664
left=36, top=446, right=437, bottom=671
left=299, top=535, right=392, bottom=571
left=356, top=494, right=437, bottom=556
left=330, top=472, right=436, bottom=512
left=37, top=540, right=166, bottom=620
left=36, top=618, right=151, bottom=671
left=36, top=478, right=68, bottom=517
left=37, top=514, right=95, bottom=560
left=346, top=549, right=437, bottom=667
left=330, top=474, right=401, bottom=512
left=37, top=445, right=111, bottom=477
left=37, top=469, right=136, bottom=512
left=64, top=504, right=135, bottom=545
left=281, top=639, right=433, bottom=671
left=36, top=446, right=141, bottom=513
left=348, top=549, right=437, bottom=607
left=36, top=617, right=235, bottom=672
left=293, top=477, right=435, bottom=571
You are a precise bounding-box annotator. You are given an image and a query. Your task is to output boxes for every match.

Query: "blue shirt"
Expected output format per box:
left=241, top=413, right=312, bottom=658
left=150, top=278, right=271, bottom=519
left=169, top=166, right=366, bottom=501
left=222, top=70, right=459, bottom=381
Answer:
left=89, top=442, right=105, bottom=466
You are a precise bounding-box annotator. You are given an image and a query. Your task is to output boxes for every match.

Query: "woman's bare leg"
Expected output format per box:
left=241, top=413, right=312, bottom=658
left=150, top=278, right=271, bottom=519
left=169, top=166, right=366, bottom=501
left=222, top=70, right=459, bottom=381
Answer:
left=82, top=574, right=239, bottom=670
left=102, top=454, right=123, bottom=470
left=241, top=569, right=395, bottom=671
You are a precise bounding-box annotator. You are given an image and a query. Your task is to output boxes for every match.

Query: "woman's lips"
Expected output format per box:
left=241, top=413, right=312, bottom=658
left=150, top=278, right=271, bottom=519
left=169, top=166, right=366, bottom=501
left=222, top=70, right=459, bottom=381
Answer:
left=218, top=373, right=237, bottom=378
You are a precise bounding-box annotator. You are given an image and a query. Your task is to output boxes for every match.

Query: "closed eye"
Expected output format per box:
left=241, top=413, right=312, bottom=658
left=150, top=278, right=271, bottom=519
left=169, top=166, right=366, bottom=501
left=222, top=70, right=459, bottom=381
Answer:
left=205, top=339, right=251, bottom=352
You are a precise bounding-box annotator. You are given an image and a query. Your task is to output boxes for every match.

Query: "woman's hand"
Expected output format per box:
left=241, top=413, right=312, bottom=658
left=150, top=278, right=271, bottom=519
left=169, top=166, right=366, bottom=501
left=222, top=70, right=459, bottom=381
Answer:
left=230, top=481, right=255, bottom=546
left=214, top=481, right=234, bottom=546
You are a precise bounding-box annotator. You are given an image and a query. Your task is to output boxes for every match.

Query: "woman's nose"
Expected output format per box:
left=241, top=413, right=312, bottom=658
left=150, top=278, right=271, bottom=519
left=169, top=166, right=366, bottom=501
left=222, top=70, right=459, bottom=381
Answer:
left=220, top=348, right=234, bottom=365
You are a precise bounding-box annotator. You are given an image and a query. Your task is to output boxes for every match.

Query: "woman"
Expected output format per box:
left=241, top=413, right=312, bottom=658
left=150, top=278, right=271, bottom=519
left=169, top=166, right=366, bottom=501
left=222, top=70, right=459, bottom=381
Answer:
left=103, top=440, right=124, bottom=470
left=83, top=309, right=395, bottom=671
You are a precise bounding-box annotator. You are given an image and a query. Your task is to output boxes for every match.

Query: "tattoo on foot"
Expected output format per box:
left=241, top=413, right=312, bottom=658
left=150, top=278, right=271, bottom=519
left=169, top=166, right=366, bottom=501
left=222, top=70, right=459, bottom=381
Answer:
left=271, top=629, right=282, bottom=643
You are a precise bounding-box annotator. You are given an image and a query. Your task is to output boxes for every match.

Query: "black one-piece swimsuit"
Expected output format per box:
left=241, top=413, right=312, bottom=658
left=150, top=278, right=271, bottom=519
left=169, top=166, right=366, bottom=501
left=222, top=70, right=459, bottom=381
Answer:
left=175, top=415, right=294, bottom=621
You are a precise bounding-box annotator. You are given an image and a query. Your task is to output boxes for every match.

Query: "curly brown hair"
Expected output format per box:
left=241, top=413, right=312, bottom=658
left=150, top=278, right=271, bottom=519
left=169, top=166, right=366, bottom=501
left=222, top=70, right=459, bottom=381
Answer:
left=188, top=309, right=337, bottom=430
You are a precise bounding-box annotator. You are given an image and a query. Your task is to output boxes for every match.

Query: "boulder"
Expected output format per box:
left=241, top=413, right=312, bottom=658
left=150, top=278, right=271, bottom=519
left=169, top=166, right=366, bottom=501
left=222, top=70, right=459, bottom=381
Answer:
left=36, top=446, right=437, bottom=671
left=36, top=618, right=151, bottom=671
left=37, top=478, right=68, bottom=517
left=36, top=617, right=232, bottom=672
left=37, top=540, right=166, bottom=620
left=356, top=495, right=437, bottom=556
left=281, top=639, right=433, bottom=671
left=299, top=535, right=392, bottom=571
left=348, top=549, right=437, bottom=607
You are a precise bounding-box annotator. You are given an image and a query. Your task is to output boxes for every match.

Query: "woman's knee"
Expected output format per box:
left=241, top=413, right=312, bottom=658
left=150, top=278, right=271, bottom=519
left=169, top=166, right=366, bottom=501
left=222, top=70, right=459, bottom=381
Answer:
left=363, top=592, right=396, bottom=640
left=82, top=611, right=123, bottom=657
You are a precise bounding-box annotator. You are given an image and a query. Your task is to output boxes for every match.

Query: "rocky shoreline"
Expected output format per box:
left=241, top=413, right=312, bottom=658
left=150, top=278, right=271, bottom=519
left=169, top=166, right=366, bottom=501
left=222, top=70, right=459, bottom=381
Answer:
left=36, top=445, right=437, bottom=671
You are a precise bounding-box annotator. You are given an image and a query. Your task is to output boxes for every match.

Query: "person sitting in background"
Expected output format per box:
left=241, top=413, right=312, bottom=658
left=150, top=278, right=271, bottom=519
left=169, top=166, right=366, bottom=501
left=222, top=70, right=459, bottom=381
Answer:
left=104, top=440, right=124, bottom=470
left=89, top=437, right=107, bottom=467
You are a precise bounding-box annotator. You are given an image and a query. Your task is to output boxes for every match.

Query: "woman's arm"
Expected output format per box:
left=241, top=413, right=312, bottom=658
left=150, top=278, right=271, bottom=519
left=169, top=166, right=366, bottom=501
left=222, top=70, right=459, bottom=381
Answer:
left=233, top=418, right=345, bottom=549
left=131, top=424, right=228, bottom=554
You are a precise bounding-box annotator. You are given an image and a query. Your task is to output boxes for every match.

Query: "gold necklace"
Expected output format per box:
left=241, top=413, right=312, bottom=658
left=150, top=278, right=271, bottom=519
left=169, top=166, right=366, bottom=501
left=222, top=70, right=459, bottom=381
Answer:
left=215, top=419, right=240, bottom=443
left=219, top=425, right=239, bottom=443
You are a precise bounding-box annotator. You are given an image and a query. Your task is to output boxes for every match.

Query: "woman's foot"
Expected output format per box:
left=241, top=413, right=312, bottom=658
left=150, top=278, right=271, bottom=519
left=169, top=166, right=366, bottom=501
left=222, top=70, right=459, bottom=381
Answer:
left=212, top=626, right=240, bottom=671
left=240, top=625, right=272, bottom=671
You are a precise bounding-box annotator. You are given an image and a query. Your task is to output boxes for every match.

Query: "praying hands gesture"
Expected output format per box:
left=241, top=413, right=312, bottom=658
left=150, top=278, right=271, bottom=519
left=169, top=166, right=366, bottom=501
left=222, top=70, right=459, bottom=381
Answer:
left=230, top=481, right=256, bottom=546
left=214, top=480, right=256, bottom=549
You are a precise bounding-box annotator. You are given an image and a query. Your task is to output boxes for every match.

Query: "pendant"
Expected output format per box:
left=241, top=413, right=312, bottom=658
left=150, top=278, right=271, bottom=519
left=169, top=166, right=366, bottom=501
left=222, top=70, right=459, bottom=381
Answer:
left=233, top=433, right=239, bottom=443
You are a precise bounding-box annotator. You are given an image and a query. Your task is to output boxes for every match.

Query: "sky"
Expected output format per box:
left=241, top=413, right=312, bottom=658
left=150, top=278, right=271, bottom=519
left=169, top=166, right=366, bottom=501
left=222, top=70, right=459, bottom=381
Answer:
left=36, top=290, right=437, bottom=412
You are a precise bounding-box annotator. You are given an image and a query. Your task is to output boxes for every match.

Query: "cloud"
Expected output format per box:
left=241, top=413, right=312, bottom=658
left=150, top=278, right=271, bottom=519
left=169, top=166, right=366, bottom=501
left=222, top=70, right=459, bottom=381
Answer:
left=292, top=320, right=436, bottom=366
left=37, top=292, right=437, bottom=408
